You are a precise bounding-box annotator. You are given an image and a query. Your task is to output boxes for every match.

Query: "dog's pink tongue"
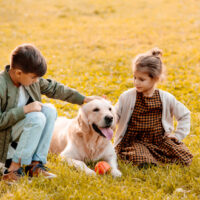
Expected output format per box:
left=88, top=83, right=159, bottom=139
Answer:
left=99, top=128, right=113, bottom=140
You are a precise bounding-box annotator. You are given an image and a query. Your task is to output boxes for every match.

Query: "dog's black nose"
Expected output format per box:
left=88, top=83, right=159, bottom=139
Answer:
left=105, top=116, right=113, bottom=125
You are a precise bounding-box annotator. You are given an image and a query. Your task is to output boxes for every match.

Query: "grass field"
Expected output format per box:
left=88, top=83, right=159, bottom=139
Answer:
left=0, top=0, right=200, bottom=199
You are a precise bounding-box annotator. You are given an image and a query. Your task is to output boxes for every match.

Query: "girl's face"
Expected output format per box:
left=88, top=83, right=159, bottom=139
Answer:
left=133, top=70, right=158, bottom=96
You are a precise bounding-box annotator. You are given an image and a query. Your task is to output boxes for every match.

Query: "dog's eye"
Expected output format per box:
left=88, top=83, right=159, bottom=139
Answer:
left=93, top=108, right=100, bottom=112
left=109, top=107, right=112, bottom=111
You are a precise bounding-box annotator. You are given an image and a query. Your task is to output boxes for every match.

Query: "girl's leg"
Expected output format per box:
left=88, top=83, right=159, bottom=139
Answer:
left=32, top=104, right=57, bottom=164
left=117, top=142, right=158, bottom=165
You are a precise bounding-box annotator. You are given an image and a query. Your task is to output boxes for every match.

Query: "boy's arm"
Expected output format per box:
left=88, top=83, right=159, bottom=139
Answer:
left=39, top=78, right=85, bottom=105
left=0, top=98, right=25, bottom=130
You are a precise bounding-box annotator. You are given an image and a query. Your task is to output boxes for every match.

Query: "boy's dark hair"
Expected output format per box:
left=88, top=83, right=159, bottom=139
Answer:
left=10, top=44, right=47, bottom=77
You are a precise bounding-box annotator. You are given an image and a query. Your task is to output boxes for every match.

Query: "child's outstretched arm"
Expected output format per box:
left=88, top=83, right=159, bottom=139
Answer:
left=39, top=78, right=102, bottom=105
left=39, top=78, right=85, bottom=105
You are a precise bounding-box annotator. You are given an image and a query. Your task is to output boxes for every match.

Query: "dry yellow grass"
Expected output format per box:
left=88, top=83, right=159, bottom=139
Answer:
left=0, top=0, right=200, bottom=199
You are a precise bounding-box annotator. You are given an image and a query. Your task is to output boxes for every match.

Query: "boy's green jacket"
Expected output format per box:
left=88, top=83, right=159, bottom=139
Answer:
left=0, top=65, right=85, bottom=163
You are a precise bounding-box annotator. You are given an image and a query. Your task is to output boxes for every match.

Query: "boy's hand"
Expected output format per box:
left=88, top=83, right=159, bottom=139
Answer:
left=83, top=96, right=103, bottom=103
left=23, top=101, right=43, bottom=114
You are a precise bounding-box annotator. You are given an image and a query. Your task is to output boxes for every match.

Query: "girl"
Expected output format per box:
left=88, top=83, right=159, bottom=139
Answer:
left=114, top=48, right=193, bottom=166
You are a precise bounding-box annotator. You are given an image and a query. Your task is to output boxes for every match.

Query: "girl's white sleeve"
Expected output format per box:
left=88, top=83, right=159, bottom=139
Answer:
left=114, top=95, right=123, bottom=124
left=171, top=96, right=190, bottom=141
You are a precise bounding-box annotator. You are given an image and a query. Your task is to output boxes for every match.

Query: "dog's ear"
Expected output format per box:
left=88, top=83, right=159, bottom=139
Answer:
left=77, top=108, right=90, bottom=133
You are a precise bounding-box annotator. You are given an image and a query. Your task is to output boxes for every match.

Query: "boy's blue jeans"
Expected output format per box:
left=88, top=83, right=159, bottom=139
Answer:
left=7, top=104, right=57, bottom=166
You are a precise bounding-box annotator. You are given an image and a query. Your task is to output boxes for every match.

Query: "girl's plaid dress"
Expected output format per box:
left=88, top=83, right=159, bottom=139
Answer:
left=115, top=90, right=193, bottom=165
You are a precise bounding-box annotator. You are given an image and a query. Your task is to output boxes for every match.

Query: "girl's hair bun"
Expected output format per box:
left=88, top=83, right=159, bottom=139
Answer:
left=151, top=47, right=162, bottom=57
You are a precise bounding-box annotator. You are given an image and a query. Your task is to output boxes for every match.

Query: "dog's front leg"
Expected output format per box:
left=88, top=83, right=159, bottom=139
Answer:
left=103, top=145, right=122, bottom=177
left=66, top=158, right=96, bottom=176
left=107, top=155, right=122, bottom=177
left=61, top=149, right=96, bottom=176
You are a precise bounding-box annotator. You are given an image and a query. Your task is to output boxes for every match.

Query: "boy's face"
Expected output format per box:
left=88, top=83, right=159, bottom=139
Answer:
left=15, top=69, right=39, bottom=86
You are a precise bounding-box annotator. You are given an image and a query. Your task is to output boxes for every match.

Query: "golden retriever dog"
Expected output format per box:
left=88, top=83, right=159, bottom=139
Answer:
left=49, top=98, right=122, bottom=177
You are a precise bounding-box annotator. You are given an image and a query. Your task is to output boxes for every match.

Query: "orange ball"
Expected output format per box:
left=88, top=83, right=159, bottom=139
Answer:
left=95, top=161, right=111, bottom=175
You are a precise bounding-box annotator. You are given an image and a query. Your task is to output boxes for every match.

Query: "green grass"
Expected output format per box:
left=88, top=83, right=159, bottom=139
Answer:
left=0, top=0, right=200, bottom=199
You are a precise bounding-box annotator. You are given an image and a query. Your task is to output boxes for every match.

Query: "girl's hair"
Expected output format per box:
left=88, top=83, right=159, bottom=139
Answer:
left=132, top=48, right=165, bottom=80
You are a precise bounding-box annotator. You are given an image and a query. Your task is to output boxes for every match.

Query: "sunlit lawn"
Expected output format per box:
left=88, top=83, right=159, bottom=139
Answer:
left=0, top=0, right=200, bottom=199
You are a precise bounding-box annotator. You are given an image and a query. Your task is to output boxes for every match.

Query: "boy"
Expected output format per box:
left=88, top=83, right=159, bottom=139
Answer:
left=0, top=44, right=96, bottom=182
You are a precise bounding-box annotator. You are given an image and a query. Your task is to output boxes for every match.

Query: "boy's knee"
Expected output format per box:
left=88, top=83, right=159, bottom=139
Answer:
left=42, top=103, right=57, bottom=119
left=26, top=112, right=46, bottom=128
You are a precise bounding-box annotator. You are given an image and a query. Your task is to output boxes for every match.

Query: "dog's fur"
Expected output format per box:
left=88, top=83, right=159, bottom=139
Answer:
left=49, top=99, right=121, bottom=177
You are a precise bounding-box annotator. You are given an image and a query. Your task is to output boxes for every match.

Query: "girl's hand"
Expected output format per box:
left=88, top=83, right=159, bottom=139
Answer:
left=164, top=132, right=177, bottom=139
left=164, top=133, right=177, bottom=139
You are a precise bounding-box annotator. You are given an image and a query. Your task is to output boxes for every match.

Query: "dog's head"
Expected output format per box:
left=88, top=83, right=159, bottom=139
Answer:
left=78, top=98, right=116, bottom=140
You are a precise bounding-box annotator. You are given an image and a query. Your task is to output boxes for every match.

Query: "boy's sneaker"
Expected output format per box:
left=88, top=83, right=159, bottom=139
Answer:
left=25, top=163, right=56, bottom=179
left=2, top=167, right=25, bottom=184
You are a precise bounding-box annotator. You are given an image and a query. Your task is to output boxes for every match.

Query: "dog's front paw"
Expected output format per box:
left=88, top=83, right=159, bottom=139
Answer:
left=111, top=169, right=122, bottom=177
left=86, top=169, right=96, bottom=176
